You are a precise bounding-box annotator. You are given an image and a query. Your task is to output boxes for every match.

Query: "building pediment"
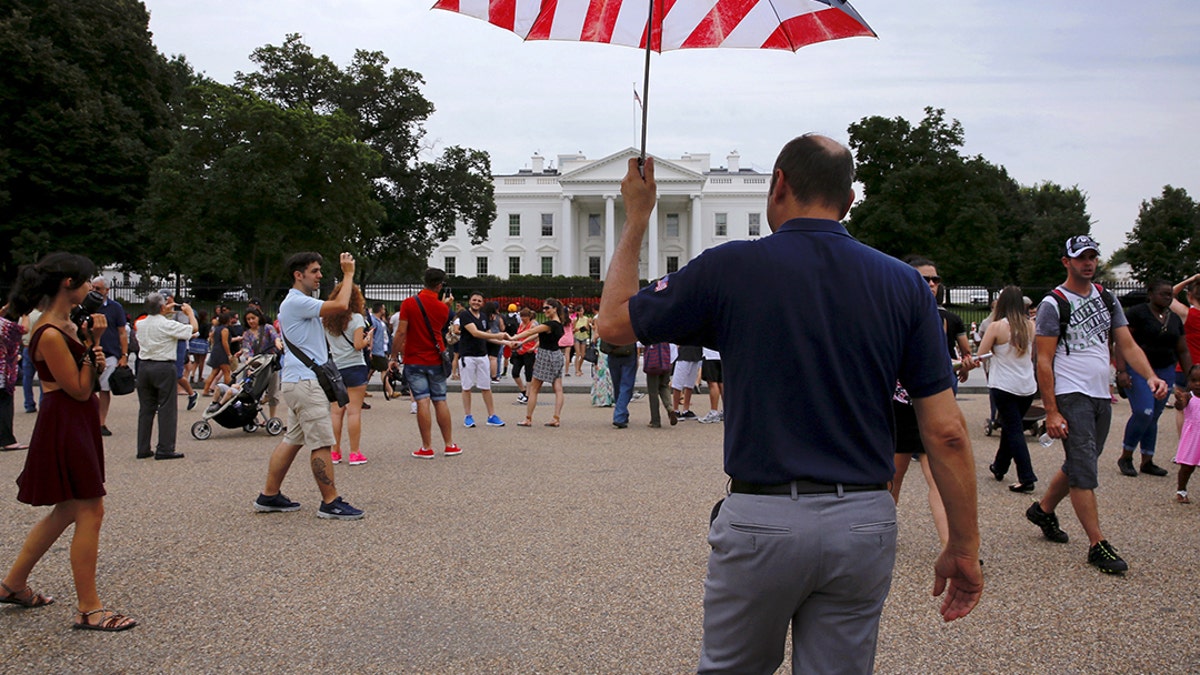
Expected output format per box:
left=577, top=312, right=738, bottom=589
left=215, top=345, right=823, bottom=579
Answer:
left=559, top=148, right=706, bottom=185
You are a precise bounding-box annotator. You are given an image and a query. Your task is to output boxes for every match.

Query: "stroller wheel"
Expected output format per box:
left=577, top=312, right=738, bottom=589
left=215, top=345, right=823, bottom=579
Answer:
left=265, top=417, right=284, bottom=436
left=243, top=422, right=258, bottom=433
left=191, top=420, right=212, bottom=441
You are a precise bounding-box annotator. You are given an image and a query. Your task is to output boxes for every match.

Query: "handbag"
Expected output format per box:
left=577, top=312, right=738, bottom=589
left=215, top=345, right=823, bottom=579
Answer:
left=583, top=341, right=599, bottom=364
left=280, top=330, right=349, bottom=407
left=415, top=295, right=453, bottom=377
left=108, top=364, right=136, bottom=395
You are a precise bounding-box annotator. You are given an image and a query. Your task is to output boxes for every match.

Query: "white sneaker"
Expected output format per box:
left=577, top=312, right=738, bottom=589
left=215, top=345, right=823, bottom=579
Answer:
left=698, top=411, right=723, bottom=424
left=410, top=402, right=418, bottom=414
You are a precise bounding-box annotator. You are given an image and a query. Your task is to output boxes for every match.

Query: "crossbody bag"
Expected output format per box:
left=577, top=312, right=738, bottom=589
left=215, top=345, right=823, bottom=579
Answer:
left=280, top=329, right=349, bottom=407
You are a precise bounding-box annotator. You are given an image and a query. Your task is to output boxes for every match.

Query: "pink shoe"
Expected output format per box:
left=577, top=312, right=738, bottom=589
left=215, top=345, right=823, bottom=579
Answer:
left=348, top=451, right=368, bottom=466
left=444, top=444, right=463, bottom=457
left=330, top=449, right=343, bottom=464
left=411, top=447, right=435, bottom=459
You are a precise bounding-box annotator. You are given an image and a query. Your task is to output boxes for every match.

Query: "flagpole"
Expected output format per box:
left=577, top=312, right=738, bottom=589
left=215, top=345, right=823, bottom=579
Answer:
left=638, top=0, right=653, bottom=175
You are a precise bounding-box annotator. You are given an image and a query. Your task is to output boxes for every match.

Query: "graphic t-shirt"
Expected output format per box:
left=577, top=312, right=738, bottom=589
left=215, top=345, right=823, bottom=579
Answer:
left=1035, top=284, right=1128, bottom=398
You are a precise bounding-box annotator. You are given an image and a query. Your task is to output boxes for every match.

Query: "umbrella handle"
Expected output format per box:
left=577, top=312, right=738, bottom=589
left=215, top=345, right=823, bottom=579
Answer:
left=638, top=0, right=653, bottom=177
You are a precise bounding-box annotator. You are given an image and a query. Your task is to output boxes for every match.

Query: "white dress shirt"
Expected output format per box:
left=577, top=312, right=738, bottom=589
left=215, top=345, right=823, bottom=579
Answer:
left=136, top=313, right=194, bottom=361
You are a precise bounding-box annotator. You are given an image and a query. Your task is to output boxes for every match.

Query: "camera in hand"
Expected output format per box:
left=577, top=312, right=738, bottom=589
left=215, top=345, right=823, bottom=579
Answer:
left=70, top=290, right=106, bottom=336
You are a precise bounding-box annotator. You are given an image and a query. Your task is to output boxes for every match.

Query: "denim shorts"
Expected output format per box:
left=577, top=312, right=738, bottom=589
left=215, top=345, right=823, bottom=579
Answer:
left=339, top=364, right=370, bottom=388
left=404, top=364, right=447, bottom=402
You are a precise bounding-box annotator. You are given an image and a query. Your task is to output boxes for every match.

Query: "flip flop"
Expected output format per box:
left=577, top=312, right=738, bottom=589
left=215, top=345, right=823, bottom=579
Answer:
left=74, top=608, right=137, bottom=632
left=1, top=444, right=28, bottom=451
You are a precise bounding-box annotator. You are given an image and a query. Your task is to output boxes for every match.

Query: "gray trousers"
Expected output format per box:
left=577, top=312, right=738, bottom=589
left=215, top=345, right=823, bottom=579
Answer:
left=136, top=361, right=179, bottom=457
left=699, top=489, right=897, bottom=675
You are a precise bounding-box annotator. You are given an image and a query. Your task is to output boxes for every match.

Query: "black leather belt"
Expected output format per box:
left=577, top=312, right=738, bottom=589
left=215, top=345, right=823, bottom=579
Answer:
left=731, top=479, right=888, bottom=496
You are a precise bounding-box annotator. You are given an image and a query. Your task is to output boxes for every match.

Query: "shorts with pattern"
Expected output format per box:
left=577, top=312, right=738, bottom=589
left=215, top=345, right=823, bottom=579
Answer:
left=532, top=349, right=564, bottom=382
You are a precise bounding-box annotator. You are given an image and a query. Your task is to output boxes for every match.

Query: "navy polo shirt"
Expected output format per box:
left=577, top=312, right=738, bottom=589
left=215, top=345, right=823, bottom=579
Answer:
left=629, top=218, right=953, bottom=485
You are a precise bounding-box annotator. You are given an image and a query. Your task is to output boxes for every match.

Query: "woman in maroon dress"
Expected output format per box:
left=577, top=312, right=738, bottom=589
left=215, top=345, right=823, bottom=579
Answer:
left=0, top=253, right=136, bottom=631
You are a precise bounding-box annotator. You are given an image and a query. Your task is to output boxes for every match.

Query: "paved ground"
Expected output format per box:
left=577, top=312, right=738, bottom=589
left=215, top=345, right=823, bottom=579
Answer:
left=0, top=383, right=1196, bottom=674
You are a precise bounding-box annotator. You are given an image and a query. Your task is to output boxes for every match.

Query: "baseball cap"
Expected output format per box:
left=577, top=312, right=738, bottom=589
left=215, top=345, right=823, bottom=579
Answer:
left=1064, top=235, right=1100, bottom=258
left=158, top=288, right=175, bottom=299
left=508, top=303, right=517, bottom=312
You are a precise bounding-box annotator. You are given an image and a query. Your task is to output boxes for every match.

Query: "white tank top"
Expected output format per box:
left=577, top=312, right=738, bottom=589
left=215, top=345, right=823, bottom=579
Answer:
left=989, top=322, right=1037, bottom=396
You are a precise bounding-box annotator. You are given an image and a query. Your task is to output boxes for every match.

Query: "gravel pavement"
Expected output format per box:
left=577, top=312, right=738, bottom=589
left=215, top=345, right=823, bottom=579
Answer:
left=0, top=384, right=1196, bottom=674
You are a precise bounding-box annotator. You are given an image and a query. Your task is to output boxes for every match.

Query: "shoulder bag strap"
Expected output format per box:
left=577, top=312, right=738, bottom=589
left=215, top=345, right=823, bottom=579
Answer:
left=279, top=327, right=334, bottom=370
left=414, top=296, right=445, bottom=351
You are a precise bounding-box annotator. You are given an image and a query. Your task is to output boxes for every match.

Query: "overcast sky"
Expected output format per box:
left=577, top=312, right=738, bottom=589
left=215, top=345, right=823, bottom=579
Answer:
left=141, top=0, right=1199, bottom=254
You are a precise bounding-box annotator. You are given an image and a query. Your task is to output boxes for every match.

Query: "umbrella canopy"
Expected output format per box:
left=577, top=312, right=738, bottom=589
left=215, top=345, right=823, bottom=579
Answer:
left=432, top=0, right=875, bottom=51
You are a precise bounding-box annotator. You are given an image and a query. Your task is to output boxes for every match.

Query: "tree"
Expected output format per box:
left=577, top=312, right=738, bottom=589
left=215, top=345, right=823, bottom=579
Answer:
left=1016, top=182, right=1093, bottom=289
left=138, top=81, right=383, bottom=296
left=1124, top=186, right=1200, bottom=284
left=0, top=0, right=174, bottom=279
left=236, top=35, right=496, bottom=279
left=846, top=108, right=1027, bottom=286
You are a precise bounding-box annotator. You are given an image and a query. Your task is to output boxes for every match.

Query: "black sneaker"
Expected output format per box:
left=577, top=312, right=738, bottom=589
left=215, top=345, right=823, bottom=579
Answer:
left=100, top=426, right=112, bottom=437
left=1140, top=461, right=1168, bottom=476
left=1025, top=501, right=1069, bottom=543
left=1087, top=540, right=1128, bottom=574
left=254, top=492, right=300, bottom=513
left=1117, top=457, right=1138, bottom=477
left=317, top=496, right=364, bottom=520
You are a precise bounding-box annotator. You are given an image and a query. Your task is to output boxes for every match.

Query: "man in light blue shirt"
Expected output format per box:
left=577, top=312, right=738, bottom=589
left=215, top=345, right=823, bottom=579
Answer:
left=254, top=251, right=364, bottom=520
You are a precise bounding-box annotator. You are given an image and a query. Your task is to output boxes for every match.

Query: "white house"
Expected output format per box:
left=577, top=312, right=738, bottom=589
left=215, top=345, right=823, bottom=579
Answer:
left=429, top=148, right=771, bottom=281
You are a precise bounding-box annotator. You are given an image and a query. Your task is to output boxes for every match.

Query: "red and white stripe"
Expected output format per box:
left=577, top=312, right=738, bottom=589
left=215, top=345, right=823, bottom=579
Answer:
left=433, top=0, right=874, bottom=52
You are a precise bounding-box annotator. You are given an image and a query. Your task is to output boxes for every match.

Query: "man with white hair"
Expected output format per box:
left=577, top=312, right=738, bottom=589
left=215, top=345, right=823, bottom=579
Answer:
left=133, top=293, right=198, bottom=459
left=92, top=277, right=127, bottom=437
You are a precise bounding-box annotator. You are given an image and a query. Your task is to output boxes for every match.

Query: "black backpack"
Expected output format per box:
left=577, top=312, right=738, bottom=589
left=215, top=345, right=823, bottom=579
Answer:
left=1049, top=283, right=1117, bottom=355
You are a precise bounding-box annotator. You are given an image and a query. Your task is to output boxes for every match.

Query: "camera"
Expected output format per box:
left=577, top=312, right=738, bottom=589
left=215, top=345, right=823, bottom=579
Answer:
left=69, top=290, right=105, bottom=334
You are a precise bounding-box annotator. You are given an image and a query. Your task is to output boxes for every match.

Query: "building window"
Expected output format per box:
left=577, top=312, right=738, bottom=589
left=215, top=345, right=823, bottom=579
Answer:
left=715, top=213, right=728, bottom=237
left=541, top=256, right=553, bottom=276
left=666, top=256, right=679, bottom=273
left=508, top=256, right=520, bottom=275
left=508, top=214, right=521, bottom=236
left=748, top=213, right=761, bottom=237
left=444, top=257, right=456, bottom=275
left=666, top=213, right=679, bottom=238
left=541, top=213, right=554, bottom=237
left=588, top=213, right=601, bottom=238
left=589, top=256, right=601, bottom=280
left=476, top=256, right=488, bottom=276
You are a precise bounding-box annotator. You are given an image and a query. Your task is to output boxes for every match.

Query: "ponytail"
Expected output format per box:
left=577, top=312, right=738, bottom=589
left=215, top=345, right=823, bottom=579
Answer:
left=4, top=252, right=97, bottom=319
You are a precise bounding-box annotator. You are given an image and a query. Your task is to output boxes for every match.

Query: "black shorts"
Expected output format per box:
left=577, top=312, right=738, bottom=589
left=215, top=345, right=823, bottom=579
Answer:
left=892, top=399, right=925, bottom=455
left=701, top=359, right=723, bottom=384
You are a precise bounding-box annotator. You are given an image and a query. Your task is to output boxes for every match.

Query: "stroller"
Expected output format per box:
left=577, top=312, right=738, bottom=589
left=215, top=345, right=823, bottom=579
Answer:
left=190, top=354, right=284, bottom=440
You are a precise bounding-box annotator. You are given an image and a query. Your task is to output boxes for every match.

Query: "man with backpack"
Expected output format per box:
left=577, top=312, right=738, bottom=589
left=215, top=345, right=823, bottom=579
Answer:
left=1028, top=235, right=1167, bottom=574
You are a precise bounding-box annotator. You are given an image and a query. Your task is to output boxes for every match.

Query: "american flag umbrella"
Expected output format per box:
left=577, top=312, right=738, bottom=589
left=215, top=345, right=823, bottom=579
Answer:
left=432, top=0, right=875, bottom=162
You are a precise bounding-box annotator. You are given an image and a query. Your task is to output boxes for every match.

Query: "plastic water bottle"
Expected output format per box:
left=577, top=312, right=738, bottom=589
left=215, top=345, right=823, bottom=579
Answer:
left=1038, top=432, right=1054, bottom=447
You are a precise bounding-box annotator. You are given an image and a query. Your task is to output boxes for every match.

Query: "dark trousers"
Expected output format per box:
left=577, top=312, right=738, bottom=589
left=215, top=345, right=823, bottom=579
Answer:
left=0, top=390, right=15, bottom=447
left=990, top=388, right=1037, bottom=484
left=137, top=361, right=179, bottom=457
left=646, top=372, right=672, bottom=425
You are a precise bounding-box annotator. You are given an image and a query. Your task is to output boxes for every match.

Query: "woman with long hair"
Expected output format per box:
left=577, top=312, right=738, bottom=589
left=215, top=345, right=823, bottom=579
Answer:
left=0, top=252, right=136, bottom=631
left=512, top=298, right=566, bottom=427
left=200, top=311, right=233, bottom=396
left=323, top=281, right=373, bottom=466
left=978, top=286, right=1039, bottom=492
left=241, top=308, right=281, bottom=419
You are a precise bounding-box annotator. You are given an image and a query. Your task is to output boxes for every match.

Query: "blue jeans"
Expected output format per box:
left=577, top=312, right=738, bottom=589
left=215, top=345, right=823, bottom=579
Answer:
left=21, top=346, right=39, bottom=412
left=608, top=354, right=637, bottom=424
left=1121, top=364, right=1175, bottom=457
left=990, top=389, right=1036, bottom=485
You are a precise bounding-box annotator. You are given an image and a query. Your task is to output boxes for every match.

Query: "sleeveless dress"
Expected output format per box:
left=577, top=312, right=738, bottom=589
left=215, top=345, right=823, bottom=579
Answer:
left=16, top=324, right=106, bottom=506
left=208, top=325, right=230, bottom=367
left=1175, top=395, right=1200, bottom=467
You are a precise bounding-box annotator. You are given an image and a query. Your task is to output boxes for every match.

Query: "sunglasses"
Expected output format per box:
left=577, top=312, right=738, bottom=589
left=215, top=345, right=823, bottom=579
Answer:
left=922, top=275, right=942, bottom=284
left=542, top=305, right=552, bottom=310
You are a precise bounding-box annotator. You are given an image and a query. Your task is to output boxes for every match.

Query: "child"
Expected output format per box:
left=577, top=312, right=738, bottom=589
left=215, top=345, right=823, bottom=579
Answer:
left=1171, top=364, right=1200, bottom=503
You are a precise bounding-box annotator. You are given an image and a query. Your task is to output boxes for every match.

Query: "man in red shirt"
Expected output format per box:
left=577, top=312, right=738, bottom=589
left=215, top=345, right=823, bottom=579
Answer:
left=390, top=268, right=459, bottom=459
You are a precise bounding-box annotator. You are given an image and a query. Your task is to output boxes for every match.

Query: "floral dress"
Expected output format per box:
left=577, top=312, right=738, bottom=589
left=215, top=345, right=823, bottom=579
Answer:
left=591, top=353, right=614, bottom=407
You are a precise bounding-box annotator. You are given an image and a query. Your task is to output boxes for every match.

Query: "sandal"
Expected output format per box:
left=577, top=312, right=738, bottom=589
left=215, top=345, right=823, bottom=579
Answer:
left=1177, top=490, right=1191, bottom=504
left=1, top=443, right=28, bottom=451
left=516, top=418, right=532, bottom=427
left=74, top=608, right=137, bottom=632
left=544, top=416, right=560, bottom=428
left=0, top=581, right=53, bottom=608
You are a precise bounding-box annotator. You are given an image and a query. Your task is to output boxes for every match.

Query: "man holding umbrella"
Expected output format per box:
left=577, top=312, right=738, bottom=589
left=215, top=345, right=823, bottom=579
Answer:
left=597, top=135, right=981, bottom=673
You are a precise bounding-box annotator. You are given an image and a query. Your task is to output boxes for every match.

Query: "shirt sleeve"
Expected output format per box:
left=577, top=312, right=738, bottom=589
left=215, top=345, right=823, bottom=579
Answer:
left=629, top=251, right=718, bottom=348
left=1034, top=298, right=1060, bottom=337
left=295, top=293, right=324, bottom=319
left=897, top=280, right=956, bottom=399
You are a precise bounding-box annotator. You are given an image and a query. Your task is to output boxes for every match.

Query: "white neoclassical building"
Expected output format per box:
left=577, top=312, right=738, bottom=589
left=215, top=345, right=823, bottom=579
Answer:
left=429, top=148, right=771, bottom=281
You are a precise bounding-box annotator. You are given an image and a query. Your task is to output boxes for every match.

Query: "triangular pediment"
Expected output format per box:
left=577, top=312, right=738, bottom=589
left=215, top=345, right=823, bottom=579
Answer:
left=559, top=148, right=706, bottom=185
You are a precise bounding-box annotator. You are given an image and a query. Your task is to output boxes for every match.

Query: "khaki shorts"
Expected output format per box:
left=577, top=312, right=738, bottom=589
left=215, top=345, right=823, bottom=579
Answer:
left=280, top=379, right=335, bottom=449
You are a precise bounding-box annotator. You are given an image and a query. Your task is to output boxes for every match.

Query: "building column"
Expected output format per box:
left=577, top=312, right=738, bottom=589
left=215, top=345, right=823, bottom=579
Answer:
left=648, top=200, right=660, bottom=280
left=690, top=194, right=703, bottom=261
left=603, top=194, right=616, bottom=279
left=561, top=195, right=574, bottom=276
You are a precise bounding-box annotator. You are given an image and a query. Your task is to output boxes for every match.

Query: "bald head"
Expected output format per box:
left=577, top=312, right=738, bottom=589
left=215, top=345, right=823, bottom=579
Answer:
left=770, top=134, right=856, bottom=219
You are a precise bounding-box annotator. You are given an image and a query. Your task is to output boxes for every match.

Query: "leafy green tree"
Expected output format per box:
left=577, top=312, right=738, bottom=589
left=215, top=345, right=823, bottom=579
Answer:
left=0, top=0, right=174, bottom=279
left=236, top=35, right=496, bottom=280
left=138, top=81, right=383, bottom=296
left=846, top=108, right=1026, bottom=286
left=1016, top=182, right=1093, bottom=288
left=1124, top=186, right=1200, bottom=284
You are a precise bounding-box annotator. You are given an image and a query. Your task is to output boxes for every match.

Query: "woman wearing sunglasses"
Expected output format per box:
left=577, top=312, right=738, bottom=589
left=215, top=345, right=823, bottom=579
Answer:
left=511, top=298, right=566, bottom=427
